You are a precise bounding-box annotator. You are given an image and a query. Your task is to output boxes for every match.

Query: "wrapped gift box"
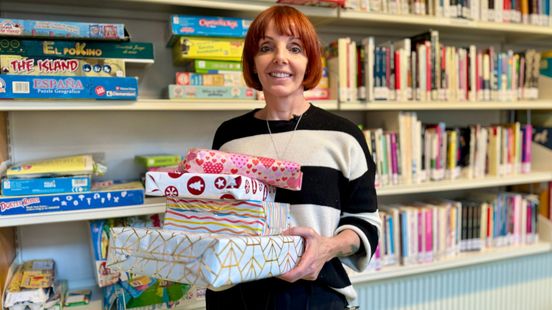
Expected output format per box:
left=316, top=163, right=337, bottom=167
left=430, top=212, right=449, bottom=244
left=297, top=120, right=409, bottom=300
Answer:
left=107, top=227, right=303, bottom=289
left=164, top=197, right=289, bottom=235
left=145, top=171, right=276, bottom=201
left=180, top=148, right=303, bottom=191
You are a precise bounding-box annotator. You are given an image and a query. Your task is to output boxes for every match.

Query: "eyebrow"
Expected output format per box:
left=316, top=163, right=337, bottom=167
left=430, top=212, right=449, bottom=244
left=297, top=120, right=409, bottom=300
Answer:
left=261, top=35, right=302, bottom=42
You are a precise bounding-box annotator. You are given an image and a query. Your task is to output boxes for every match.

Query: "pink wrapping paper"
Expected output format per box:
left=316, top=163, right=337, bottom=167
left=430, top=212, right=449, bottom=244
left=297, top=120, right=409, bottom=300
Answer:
left=145, top=171, right=276, bottom=201
left=179, top=148, right=303, bottom=191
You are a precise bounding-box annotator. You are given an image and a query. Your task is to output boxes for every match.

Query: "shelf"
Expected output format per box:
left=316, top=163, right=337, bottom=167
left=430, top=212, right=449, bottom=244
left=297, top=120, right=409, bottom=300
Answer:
left=0, top=99, right=339, bottom=111
left=377, top=171, right=552, bottom=196
left=339, top=100, right=552, bottom=110
left=339, top=10, right=552, bottom=39
left=349, top=241, right=552, bottom=284
left=3, top=99, right=550, bottom=111
left=0, top=198, right=165, bottom=227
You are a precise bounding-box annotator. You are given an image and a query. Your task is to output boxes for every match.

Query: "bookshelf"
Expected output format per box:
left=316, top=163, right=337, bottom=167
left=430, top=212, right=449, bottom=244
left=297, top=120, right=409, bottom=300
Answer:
left=1, top=0, right=552, bottom=309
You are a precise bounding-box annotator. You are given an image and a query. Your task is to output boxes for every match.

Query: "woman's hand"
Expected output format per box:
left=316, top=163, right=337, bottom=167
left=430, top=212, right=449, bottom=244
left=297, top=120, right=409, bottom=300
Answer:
left=277, top=227, right=360, bottom=283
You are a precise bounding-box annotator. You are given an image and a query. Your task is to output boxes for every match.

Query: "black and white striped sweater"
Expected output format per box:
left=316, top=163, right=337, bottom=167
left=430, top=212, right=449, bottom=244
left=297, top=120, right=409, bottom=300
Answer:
left=212, top=103, right=381, bottom=303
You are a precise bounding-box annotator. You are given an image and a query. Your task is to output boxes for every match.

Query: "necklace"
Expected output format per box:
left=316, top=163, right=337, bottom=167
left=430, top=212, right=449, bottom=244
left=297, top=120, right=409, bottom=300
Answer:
left=266, top=112, right=304, bottom=160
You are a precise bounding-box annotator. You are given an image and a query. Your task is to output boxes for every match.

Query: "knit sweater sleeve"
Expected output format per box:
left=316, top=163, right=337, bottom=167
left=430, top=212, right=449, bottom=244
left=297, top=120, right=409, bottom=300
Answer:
left=334, top=128, right=381, bottom=272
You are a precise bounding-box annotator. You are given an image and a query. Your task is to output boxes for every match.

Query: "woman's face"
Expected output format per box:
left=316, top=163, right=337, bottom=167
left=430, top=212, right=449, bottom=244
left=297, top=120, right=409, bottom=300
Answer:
left=254, top=21, right=308, bottom=99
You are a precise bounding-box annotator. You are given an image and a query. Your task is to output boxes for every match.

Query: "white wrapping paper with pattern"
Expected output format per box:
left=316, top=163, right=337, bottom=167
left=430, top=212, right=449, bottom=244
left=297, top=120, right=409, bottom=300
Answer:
left=145, top=171, right=276, bottom=201
left=164, top=197, right=290, bottom=235
left=106, top=227, right=303, bottom=289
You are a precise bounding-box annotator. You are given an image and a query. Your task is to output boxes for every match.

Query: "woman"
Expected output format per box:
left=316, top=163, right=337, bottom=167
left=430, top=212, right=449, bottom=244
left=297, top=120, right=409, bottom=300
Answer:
left=208, top=5, right=381, bottom=309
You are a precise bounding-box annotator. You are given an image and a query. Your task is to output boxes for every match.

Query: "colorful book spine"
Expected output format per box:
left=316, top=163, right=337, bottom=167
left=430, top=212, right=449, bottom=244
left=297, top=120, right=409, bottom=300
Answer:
left=0, top=39, right=154, bottom=62
left=0, top=75, right=138, bottom=100
left=1, top=55, right=125, bottom=77
left=0, top=18, right=126, bottom=40
left=168, top=15, right=251, bottom=46
left=168, top=85, right=255, bottom=99
left=172, top=37, right=244, bottom=63
left=1, top=175, right=91, bottom=196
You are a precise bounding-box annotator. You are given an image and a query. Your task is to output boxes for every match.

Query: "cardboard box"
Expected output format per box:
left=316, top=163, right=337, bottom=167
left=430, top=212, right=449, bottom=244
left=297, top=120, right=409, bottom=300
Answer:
left=0, top=75, right=138, bottom=100
left=145, top=171, right=276, bottom=201
left=1, top=175, right=91, bottom=196
left=168, top=85, right=255, bottom=99
left=0, top=18, right=126, bottom=40
left=107, top=227, right=303, bottom=289
left=1, top=55, right=126, bottom=77
left=164, top=197, right=289, bottom=235
left=0, top=39, right=154, bottom=62
left=172, top=37, right=244, bottom=63
left=0, top=182, right=144, bottom=216
left=168, top=15, right=250, bottom=46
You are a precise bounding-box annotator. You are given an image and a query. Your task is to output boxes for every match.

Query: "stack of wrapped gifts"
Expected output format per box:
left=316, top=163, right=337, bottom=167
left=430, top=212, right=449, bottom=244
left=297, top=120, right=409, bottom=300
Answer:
left=107, top=148, right=305, bottom=289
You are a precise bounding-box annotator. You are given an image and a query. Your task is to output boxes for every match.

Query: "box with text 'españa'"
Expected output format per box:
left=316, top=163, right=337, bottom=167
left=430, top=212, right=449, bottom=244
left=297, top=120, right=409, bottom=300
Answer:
left=0, top=75, right=138, bottom=100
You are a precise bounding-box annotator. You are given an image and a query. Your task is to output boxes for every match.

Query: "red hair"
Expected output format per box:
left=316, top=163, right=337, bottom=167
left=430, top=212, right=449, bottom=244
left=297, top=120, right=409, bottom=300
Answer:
left=242, top=5, right=322, bottom=91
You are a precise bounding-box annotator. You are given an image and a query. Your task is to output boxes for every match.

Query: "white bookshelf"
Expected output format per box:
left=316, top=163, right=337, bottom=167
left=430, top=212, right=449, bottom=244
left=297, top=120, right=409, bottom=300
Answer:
left=377, top=171, right=552, bottom=196
left=0, top=198, right=165, bottom=228
left=0, top=99, right=338, bottom=111
left=339, top=100, right=552, bottom=111
left=339, top=10, right=552, bottom=37
left=348, top=241, right=552, bottom=283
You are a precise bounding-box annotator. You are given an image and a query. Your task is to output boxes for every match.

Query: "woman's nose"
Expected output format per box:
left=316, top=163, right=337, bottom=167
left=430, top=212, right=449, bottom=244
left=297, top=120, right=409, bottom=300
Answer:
left=272, top=47, right=289, bottom=64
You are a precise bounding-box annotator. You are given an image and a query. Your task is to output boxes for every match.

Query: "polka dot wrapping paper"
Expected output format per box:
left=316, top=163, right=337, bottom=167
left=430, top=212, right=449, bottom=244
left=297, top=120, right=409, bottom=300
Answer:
left=145, top=171, right=276, bottom=202
left=179, top=148, right=303, bottom=191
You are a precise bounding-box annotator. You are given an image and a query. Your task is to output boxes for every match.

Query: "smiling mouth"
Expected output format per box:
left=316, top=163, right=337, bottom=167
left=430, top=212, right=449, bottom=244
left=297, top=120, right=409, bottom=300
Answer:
left=269, top=72, right=292, bottom=78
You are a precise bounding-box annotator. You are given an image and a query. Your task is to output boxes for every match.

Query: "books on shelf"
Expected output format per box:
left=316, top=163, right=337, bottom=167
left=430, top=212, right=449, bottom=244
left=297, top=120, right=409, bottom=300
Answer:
left=365, top=112, right=533, bottom=188
left=365, top=192, right=539, bottom=272
left=328, top=30, right=540, bottom=103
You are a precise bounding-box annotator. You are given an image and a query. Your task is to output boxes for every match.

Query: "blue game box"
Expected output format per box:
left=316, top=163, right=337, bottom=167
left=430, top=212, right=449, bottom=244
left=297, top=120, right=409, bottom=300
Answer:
left=1, top=175, right=91, bottom=196
left=168, top=15, right=250, bottom=46
left=0, top=75, right=138, bottom=100
left=0, top=18, right=126, bottom=40
left=0, top=181, right=144, bottom=216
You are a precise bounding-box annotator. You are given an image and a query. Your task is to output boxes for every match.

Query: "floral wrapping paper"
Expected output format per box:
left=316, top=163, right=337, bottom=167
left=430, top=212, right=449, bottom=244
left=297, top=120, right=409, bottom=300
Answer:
left=106, top=227, right=303, bottom=289
left=145, top=171, right=276, bottom=201
left=164, top=197, right=290, bottom=235
left=179, top=148, right=303, bottom=191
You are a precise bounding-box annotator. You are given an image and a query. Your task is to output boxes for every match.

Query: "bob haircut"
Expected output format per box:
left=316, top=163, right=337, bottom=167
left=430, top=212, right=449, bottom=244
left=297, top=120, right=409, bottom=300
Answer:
left=242, top=5, right=322, bottom=91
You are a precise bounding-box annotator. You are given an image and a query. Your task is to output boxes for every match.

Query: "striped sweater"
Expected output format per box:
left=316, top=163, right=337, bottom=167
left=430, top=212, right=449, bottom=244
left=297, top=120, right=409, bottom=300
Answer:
left=212, top=104, right=381, bottom=303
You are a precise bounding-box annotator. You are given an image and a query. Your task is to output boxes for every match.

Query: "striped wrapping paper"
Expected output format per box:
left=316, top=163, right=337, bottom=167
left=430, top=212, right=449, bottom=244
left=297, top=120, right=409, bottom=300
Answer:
left=107, top=227, right=303, bottom=289
left=145, top=171, right=276, bottom=201
left=179, top=148, right=303, bottom=191
left=164, top=197, right=290, bottom=235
